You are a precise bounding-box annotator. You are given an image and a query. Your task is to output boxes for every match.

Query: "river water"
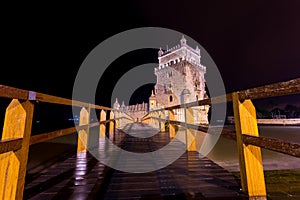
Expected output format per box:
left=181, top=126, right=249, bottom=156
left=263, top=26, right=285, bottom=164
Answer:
left=27, top=125, right=300, bottom=173
left=206, top=125, right=300, bottom=172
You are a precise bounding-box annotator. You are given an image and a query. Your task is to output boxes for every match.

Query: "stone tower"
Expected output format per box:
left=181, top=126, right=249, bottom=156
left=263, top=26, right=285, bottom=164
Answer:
left=149, top=90, right=157, bottom=109
left=150, top=36, right=209, bottom=124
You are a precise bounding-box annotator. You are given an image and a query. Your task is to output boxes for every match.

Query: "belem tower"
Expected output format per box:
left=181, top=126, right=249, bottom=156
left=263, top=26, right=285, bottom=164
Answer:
left=114, top=36, right=209, bottom=124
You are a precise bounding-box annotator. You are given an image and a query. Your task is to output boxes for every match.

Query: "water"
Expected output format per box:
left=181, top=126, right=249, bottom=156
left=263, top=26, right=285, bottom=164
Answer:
left=206, top=125, right=300, bottom=172
left=27, top=125, right=300, bottom=173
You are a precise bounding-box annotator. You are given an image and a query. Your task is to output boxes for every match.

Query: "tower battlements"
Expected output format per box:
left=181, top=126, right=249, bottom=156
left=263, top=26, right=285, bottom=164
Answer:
left=156, top=36, right=206, bottom=73
left=150, top=36, right=209, bottom=124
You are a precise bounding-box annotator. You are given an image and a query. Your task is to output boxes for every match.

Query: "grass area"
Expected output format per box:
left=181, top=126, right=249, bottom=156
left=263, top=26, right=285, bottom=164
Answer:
left=233, top=169, right=300, bottom=198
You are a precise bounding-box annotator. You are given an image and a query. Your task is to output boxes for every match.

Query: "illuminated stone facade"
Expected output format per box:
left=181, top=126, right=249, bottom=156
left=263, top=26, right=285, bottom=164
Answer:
left=149, top=36, right=209, bottom=124
left=113, top=98, right=148, bottom=122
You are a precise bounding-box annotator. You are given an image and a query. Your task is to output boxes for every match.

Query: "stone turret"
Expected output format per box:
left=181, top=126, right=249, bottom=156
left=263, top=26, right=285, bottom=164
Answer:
left=152, top=36, right=209, bottom=124
left=180, top=35, right=187, bottom=46
left=149, top=90, right=157, bottom=111
left=121, top=101, right=126, bottom=110
left=113, top=98, right=120, bottom=110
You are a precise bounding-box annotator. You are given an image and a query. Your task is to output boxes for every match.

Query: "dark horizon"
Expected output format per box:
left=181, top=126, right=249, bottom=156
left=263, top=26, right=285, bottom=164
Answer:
left=1, top=1, right=300, bottom=118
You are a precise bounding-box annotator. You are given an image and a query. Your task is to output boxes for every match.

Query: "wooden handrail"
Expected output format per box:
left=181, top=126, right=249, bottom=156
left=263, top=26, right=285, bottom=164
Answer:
left=30, top=127, right=78, bottom=145
left=242, top=134, right=300, bottom=158
left=0, top=84, right=112, bottom=110
left=0, top=76, right=299, bottom=199
left=0, top=81, right=123, bottom=199
left=148, top=77, right=300, bottom=113
left=148, top=116, right=300, bottom=158
left=35, top=93, right=111, bottom=110
left=0, top=138, right=23, bottom=154
left=237, top=77, right=300, bottom=101
left=29, top=120, right=116, bottom=146
left=114, top=116, right=134, bottom=121
left=113, top=110, right=135, bottom=121
left=0, top=85, right=29, bottom=100
left=141, top=112, right=150, bottom=120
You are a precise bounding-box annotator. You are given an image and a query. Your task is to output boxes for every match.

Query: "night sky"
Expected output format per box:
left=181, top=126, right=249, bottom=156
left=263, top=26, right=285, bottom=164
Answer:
left=1, top=1, right=300, bottom=114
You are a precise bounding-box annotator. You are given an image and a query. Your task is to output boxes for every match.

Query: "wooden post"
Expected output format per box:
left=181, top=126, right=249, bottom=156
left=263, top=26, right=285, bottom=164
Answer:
left=184, top=107, right=196, bottom=151
left=168, top=110, right=175, bottom=138
left=99, top=110, right=106, bottom=138
left=0, top=99, right=34, bottom=200
left=232, top=92, right=266, bottom=198
left=160, top=111, right=165, bottom=132
left=77, top=106, right=90, bottom=153
left=109, top=111, right=114, bottom=133
left=109, top=111, right=115, bottom=141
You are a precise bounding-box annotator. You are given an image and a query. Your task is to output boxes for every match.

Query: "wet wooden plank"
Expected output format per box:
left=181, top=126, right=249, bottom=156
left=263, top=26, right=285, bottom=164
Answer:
left=24, top=123, right=247, bottom=199
left=102, top=124, right=247, bottom=200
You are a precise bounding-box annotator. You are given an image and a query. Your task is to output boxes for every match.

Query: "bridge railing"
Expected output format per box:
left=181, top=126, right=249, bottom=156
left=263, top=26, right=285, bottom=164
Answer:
left=112, top=109, right=136, bottom=129
left=141, top=77, right=300, bottom=198
left=0, top=85, right=133, bottom=200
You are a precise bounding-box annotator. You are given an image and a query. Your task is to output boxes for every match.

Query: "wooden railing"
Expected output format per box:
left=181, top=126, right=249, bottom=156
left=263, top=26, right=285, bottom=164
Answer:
left=141, top=77, right=300, bottom=199
left=0, top=85, right=133, bottom=200
left=1, top=78, right=299, bottom=199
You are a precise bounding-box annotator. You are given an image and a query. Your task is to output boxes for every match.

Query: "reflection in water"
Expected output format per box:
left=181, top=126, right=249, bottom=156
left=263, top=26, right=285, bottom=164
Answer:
left=207, top=125, right=300, bottom=172
left=74, top=153, right=87, bottom=185
left=80, top=124, right=300, bottom=173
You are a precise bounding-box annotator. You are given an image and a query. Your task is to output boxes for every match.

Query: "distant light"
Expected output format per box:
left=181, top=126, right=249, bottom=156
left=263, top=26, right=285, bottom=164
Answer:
left=36, top=120, right=40, bottom=123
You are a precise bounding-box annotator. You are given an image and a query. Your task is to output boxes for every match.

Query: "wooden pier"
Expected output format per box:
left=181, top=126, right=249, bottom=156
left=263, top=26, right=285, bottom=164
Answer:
left=23, top=125, right=246, bottom=200
left=0, top=78, right=300, bottom=199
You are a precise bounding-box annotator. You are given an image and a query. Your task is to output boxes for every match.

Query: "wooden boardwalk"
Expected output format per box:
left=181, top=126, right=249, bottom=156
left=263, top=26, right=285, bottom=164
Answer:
left=1, top=78, right=300, bottom=199
left=24, top=123, right=247, bottom=199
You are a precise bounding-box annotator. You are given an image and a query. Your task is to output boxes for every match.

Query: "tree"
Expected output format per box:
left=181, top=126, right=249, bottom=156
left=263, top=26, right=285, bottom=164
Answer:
left=256, top=106, right=271, bottom=119
left=285, top=104, right=297, bottom=118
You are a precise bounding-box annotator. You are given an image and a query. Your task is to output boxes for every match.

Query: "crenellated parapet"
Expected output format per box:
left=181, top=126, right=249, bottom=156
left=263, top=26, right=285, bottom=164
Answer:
left=155, top=35, right=206, bottom=73
left=113, top=98, right=148, bottom=121
left=151, top=35, right=209, bottom=125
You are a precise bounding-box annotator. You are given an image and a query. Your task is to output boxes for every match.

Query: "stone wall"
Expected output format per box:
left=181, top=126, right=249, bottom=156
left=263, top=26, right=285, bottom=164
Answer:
left=152, top=36, right=209, bottom=124
left=113, top=99, right=148, bottom=122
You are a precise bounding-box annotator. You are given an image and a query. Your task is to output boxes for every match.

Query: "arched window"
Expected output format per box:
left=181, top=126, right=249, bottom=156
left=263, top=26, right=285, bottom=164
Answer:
left=169, top=95, right=173, bottom=102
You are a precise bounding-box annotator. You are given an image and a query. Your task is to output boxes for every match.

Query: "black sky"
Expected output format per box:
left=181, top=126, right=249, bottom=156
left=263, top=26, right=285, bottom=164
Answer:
left=1, top=0, right=300, bottom=108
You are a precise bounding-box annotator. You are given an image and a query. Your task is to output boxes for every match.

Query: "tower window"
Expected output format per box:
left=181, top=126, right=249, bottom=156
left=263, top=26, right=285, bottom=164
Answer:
left=169, top=95, right=173, bottom=102
left=150, top=100, right=154, bottom=106
left=164, top=84, right=167, bottom=93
